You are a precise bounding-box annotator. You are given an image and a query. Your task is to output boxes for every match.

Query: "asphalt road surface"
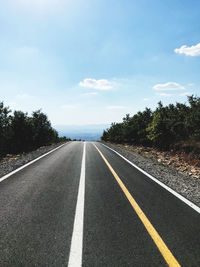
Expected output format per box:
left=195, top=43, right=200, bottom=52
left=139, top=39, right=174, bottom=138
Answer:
left=0, top=141, right=200, bottom=266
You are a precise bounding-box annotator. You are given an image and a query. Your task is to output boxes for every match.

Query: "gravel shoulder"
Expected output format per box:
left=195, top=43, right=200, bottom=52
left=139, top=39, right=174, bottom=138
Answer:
left=102, top=142, right=200, bottom=207
left=1, top=140, right=199, bottom=207
left=0, top=142, right=69, bottom=178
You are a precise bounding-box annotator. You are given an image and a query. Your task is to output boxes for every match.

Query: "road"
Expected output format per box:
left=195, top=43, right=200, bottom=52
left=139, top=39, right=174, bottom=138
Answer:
left=0, top=141, right=200, bottom=266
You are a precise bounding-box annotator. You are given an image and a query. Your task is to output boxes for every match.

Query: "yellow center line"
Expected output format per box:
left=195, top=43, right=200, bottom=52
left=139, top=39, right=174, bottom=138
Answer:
left=93, top=143, right=181, bottom=267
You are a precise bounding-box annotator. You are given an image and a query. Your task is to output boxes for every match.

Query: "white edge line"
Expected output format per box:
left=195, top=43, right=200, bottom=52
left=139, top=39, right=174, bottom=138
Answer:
left=100, top=143, right=200, bottom=214
left=0, top=143, right=67, bottom=183
left=68, top=141, right=86, bottom=267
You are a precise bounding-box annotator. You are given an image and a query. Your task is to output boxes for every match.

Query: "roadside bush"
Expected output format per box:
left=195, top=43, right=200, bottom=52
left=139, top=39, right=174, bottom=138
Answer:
left=101, top=95, right=200, bottom=151
left=0, top=101, right=67, bottom=157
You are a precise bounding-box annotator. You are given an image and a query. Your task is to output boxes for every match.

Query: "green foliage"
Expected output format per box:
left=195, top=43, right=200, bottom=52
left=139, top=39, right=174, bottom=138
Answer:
left=0, top=101, right=67, bottom=157
left=0, top=102, right=12, bottom=155
left=105, top=123, right=124, bottom=143
left=10, top=111, right=33, bottom=153
left=31, top=110, right=57, bottom=147
left=123, top=108, right=153, bottom=145
left=102, top=108, right=153, bottom=146
left=101, top=95, right=200, bottom=150
left=187, top=95, right=200, bottom=140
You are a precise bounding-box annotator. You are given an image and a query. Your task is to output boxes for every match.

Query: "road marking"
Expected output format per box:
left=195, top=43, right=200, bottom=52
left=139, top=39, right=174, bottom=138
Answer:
left=93, top=144, right=180, bottom=267
left=0, top=143, right=67, bottom=183
left=68, top=142, right=86, bottom=267
left=101, top=143, right=200, bottom=214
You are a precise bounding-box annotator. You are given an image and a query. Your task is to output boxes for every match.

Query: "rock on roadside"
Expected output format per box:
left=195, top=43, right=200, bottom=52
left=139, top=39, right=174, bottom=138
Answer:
left=102, top=142, right=200, bottom=208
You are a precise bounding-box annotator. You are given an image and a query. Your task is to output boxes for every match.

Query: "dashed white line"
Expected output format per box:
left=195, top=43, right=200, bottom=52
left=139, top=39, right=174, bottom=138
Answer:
left=68, top=142, right=86, bottom=267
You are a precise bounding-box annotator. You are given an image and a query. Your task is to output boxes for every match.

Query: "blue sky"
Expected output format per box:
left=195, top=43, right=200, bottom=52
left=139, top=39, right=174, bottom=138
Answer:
left=0, top=0, right=200, bottom=125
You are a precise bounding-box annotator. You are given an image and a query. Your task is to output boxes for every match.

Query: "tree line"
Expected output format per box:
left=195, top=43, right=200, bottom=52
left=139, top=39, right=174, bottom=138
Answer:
left=101, top=95, right=200, bottom=150
left=0, top=101, right=69, bottom=157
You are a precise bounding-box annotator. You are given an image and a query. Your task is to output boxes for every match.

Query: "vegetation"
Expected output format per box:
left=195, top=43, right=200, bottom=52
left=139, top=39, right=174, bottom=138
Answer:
left=101, top=96, right=200, bottom=151
left=0, top=101, right=69, bottom=157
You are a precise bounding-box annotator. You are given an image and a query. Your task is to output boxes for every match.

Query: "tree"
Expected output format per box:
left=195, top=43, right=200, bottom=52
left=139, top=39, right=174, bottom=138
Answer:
left=186, top=95, right=200, bottom=140
left=123, top=108, right=153, bottom=145
left=0, top=101, right=67, bottom=157
left=0, top=102, right=12, bottom=156
left=10, top=111, right=33, bottom=153
left=32, top=110, right=58, bottom=147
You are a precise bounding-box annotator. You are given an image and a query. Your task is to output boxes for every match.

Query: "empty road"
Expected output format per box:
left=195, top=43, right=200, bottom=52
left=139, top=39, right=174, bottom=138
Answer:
left=0, top=141, right=200, bottom=266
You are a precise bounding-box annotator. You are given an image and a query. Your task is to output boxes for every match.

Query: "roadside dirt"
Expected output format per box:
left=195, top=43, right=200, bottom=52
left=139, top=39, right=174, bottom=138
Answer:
left=115, top=144, right=200, bottom=179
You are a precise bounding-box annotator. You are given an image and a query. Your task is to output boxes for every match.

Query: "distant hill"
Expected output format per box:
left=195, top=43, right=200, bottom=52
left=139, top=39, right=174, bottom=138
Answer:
left=54, top=124, right=110, bottom=141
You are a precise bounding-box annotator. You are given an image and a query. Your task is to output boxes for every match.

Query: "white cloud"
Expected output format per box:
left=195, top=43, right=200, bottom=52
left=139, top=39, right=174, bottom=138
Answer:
left=143, top=98, right=150, bottom=102
left=7, top=102, right=17, bottom=109
left=106, top=105, right=126, bottom=109
left=156, top=93, right=172, bottom=97
left=16, top=93, right=32, bottom=99
left=82, top=92, right=98, bottom=96
left=174, top=43, right=200, bottom=56
left=153, top=82, right=185, bottom=91
left=79, top=78, right=113, bottom=90
left=61, top=105, right=77, bottom=109
left=179, top=92, right=192, bottom=96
